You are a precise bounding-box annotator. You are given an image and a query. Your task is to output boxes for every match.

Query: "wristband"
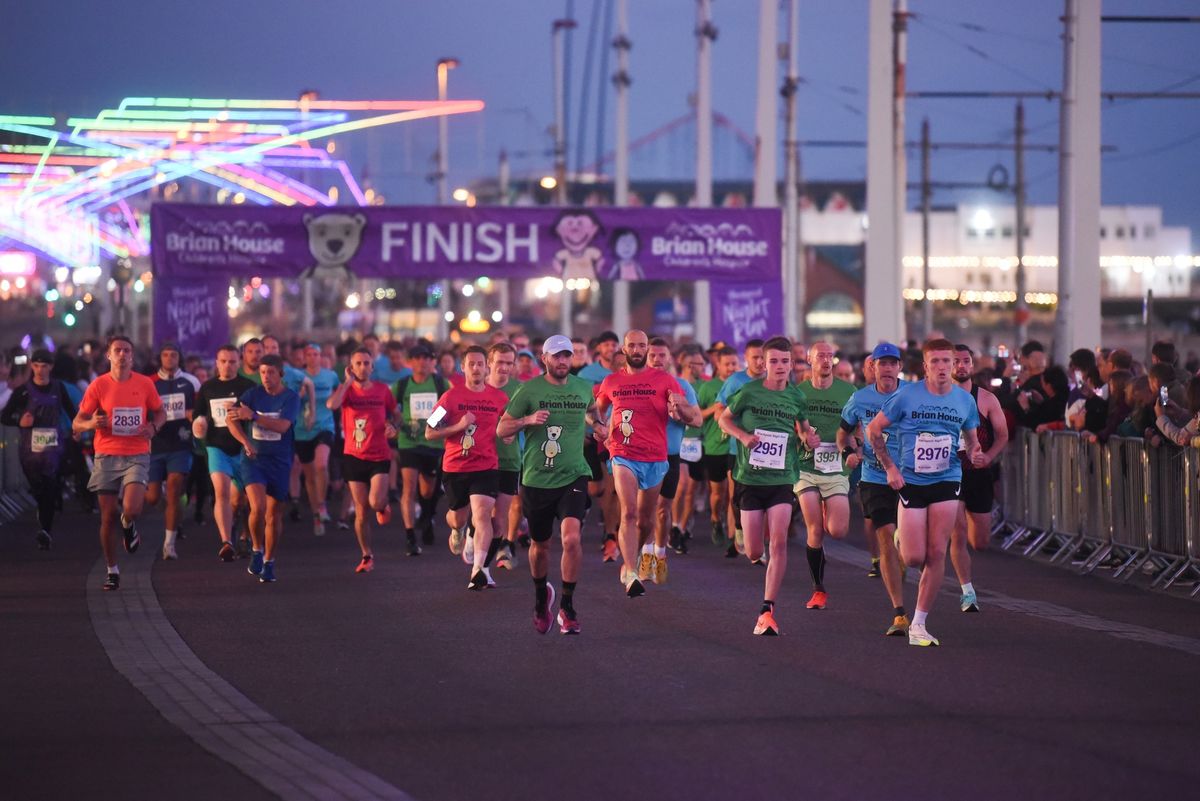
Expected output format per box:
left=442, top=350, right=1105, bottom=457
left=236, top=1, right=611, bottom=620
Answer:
left=842, top=446, right=856, bottom=460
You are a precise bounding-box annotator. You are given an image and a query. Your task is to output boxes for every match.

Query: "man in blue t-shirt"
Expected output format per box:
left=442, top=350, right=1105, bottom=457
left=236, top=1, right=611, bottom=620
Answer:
left=839, top=342, right=908, bottom=637
left=714, top=338, right=765, bottom=556
left=374, top=340, right=413, bottom=387
left=866, top=338, right=982, bottom=648
left=294, top=343, right=341, bottom=534
left=226, top=355, right=300, bottom=584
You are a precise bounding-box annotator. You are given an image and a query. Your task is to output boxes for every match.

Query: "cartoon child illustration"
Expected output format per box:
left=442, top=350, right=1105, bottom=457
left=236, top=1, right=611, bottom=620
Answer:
left=618, top=409, right=635, bottom=445
left=606, top=227, right=644, bottom=280
left=353, top=418, right=368, bottom=451
left=552, top=209, right=604, bottom=282
left=541, top=425, right=563, bottom=468
left=461, top=423, right=477, bottom=454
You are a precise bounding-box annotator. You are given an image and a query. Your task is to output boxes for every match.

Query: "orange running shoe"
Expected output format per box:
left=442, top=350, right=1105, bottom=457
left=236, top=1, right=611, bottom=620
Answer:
left=355, top=555, right=374, bottom=574
left=805, top=590, right=828, bottom=610
left=753, top=610, right=780, bottom=636
left=375, top=504, right=392, bottom=526
left=601, top=537, right=619, bottom=563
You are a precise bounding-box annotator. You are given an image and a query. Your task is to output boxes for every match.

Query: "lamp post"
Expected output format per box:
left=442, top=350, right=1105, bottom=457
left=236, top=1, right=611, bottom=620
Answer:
left=552, top=19, right=576, bottom=336
left=435, top=57, right=459, bottom=342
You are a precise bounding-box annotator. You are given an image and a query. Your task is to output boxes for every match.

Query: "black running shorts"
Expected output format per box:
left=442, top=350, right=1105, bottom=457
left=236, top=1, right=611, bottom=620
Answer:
left=342, top=455, right=390, bottom=484
left=859, top=480, right=899, bottom=527
left=734, top=482, right=795, bottom=512
left=521, top=477, right=589, bottom=542
left=960, top=466, right=997, bottom=515
left=659, top=455, right=682, bottom=500
left=443, top=470, right=499, bottom=510
left=897, top=480, right=962, bottom=510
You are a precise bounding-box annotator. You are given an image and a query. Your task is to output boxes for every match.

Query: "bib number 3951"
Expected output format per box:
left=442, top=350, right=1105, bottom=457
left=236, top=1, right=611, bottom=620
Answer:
left=914, top=433, right=952, bottom=474
left=749, top=429, right=788, bottom=470
left=814, top=442, right=842, bottom=474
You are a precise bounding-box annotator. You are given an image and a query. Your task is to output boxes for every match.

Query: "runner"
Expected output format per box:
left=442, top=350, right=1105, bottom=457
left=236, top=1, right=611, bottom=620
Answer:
left=486, top=343, right=523, bottom=572
left=646, top=337, right=702, bottom=584
left=239, top=337, right=264, bottom=385
left=294, top=343, right=340, bottom=535
left=262, top=335, right=315, bottom=526
left=394, top=343, right=447, bottom=555
left=425, top=345, right=510, bottom=590
left=718, top=336, right=819, bottom=635
left=577, top=330, right=621, bottom=561
left=950, top=344, right=1009, bottom=613
left=858, top=354, right=881, bottom=575
left=794, top=342, right=857, bottom=609
left=72, top=335, right=166, bottom=591
left=1, top=349, right=76, bottom=550
left=145, top=342, right=195, bottom=560
left=499, top=334, right=607, bottom=633
left=697, top=345, right=738, bottom=553
left=838, top=342, right=910, bottom=636
left=192, top=345, right=256, bottom=561
left=866, top=338, right=984, bottom=647
left=715, top=339, right=766, bottom=558
left=326, top=347, right=398, bottom=574
left=670, top=345, right=710, bottom=553
left=595, top=330, right=700, bottom=598
left=225, top=354, right=300, bottom=584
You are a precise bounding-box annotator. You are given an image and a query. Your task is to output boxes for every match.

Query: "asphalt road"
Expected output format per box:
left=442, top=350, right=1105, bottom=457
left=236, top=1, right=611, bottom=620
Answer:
left=3, top=496, right=1199, bottom=801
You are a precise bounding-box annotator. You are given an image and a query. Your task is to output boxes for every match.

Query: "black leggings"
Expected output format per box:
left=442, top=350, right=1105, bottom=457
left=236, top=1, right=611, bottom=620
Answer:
left=25, top=471, right=61, bottom=533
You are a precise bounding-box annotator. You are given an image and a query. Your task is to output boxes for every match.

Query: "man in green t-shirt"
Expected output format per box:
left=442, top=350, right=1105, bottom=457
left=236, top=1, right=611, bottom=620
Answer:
left=393, top=343, right=446, bottom=556
left=719, top=336, right=819, bottom=637
left=794, top=341, right=858, bottom=611
left=499, top=335, right=607, bottom=636
left=697, top=345, right=739, bottom=549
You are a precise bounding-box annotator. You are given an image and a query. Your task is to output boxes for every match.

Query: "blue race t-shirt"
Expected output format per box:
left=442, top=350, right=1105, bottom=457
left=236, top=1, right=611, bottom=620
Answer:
left=577, top=361, right=612, bottom=385
left=879, top=382, right=979, bottom=485
left=666, top=378, right=699, bottom=456
left=238, top=385, right=300, bottom=460
left=295, top=368, right=339, bottom=440
left=716, top=370, right=758, bottom=454
left=841, top=384, right=901, bottom=485
left=374, top=355, right=413, bottom=386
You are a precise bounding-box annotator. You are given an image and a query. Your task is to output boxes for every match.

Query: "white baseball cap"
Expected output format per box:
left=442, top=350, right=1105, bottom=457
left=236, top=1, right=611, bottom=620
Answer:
left=543, top=334, right=573, bottom=355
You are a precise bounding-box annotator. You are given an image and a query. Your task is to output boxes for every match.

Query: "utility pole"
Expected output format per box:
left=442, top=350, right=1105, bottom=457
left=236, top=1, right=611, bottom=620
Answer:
left=894, top=0, right=909, bottom=342
left=1014, top=100, right=1029, bottom=345
left=553, top=19, right=576, bottom=336
left=751, top=0, right=778, bottom=208
left=694, top=0, right=716, bottom=345
left=782, top=0, right=802, bottom=341
left=611, top=0, right=631, bottom=336
left=435, top=59, right=458, bottom=342
left=920, top=116, right=932, bottom=338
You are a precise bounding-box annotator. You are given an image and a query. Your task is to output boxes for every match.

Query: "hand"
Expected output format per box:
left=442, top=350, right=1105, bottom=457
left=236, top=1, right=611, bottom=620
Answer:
left=93, top=411, right=108, bottom=431
left=18, top=411, right=34, bottom=428
left=345, top=366, right=355, bottom=383
left=192, top=416, right=209, bottom=440
left=1030, top=391, right=1044, bottom=405
left=667, top=392, right=683, bottom=420
left=384, top=423, right=397, bottom=440
left=243, top=443, right=258, bottom=459
left=526, top=410, right=550, bottom=426
left=845, top=453, right=862, bottom=470
left=304, top=407, right=316, bottom=430
left=1081, top=431, right=1097, bottom=444
left=1017, top=393, right=1031, bottom=411
left=886, top=464, right=905, bottom=490
left=741, top=432, right=760, bottom=449
left=1035, top=424, right=1049, bottom=434
left=502, top=435, right=516, bottom=445
left=1149, top=434, right=1163, bottom=448
left=232, top=404, right=254, bottom=422
left=593, top=423, right=609, bottom=444
left=459, top=411, right=476, bottom=429
left=805, top=430, right=821, bottom=450
left=969, top=445, right=988, bottom=468
left=138, top=421, right=156, bottom=439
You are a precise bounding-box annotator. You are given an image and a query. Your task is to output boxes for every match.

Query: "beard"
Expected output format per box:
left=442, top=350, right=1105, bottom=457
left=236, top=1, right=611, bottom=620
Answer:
left=625, top=352, right=647, bottom=369
left=549, top=362, right=571, bottom=379
left=953, top=370, right=971, bottom=383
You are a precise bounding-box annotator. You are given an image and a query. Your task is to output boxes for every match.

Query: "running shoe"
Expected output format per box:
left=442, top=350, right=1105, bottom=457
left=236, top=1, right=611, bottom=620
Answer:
left=805, top=590, right=828, bottom=610
left=421, top=518, right=435, bottom=545
left=259, top=561, right=276, bottom=583
left=908, top=622, right=940, bottom=647
left=122, top=518, right=140, bottom=553
left=675, top=529, right=691, bottom=555
left=406, top=531, right=422, bottom=557
left=711, top=519, right=725, bottom=545
left=495, top=544, right=514, bottom=570
left=652, top=555, right=668, bottom=585
left=482, top=567, right=496, bottom=588
left=162, top=543, right=178, bottom=561
left=867, top=559, right=881, bottom=578
left=462, top=532, right=475, bottom=565
left=375, top=504, right=392, bottom=526
left=313, top=517, right=325, bottom=537
left=753, top=610, right=780, bottom=636
left=601, top=537, right=619, bottom=563
left=557, top=606, right=581, bottom=635
left=637, top=552, right=654, bottom=581
left=248, top=550, right=264, bottom=577
left=886, top=615, right=910, bottom=637
left=960, top=590, right=980, bottom=613
left=533, top=584, right=556, bottom=634
left=725, top=542, right=738, bottom=559
left=288, top=505, right=301, bottom=523
left=668, top=526, right=682, bottom=552
left=319, top=510, right=332, bottom=524
left=467, top=569, right=488, bottom=591
left=218, top=542, right=235, bottom=562
left=102, top=572, right=120, bottom=591
left=750, top=557, right=766, bottom=567
left=36, top=530, right=52, bottom=550
left=624, top=574, right=646, bottom=598
left=734, top=527, right=745, bottom=555
left=448, top=526, right=466, bottom=556
left=336, top=518, right=352, bottom=531
left=355, top=555, right=374, bottom=574
left=504, top=542, right=519, bottom=568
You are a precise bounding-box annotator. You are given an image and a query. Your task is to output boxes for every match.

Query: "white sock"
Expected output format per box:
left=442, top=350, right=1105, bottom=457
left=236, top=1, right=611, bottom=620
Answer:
left=107, top=564, right=120, bottom=575
left=472, top=539, right=485, bottom=572
left=913, top=609, right=929, bottom=627
left=654, top=546, right=667, bottom=558
left=641, top=543, right=654, bottom=556
left=961, top=582, right=975, bottom=595
left=164, top=530, right=178, bottom=548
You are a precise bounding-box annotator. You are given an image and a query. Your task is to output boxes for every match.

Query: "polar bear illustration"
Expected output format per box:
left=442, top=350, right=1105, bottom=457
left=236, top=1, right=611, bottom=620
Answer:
left=461, top=423, right=477, bottom=454
left=302, top=212, right=366, bottom=278
left=541, top=425, right=563, bottom=468
left=353, top=418, right=368, bottom=451
left=618, top=409, right=635, bottom=445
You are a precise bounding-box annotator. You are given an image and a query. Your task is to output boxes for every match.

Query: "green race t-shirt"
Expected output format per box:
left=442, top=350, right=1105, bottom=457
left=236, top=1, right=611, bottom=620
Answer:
left=493, top=380, right=522, bottom=472
left=394, top=375, right=445, bottom=451
left=697, top=377, right=730, bottom=456
left=797, top=378, right=856, bottom=476
left=727, top=379, right=809, bottom=486
left=506, top=375, right=594, bottom=489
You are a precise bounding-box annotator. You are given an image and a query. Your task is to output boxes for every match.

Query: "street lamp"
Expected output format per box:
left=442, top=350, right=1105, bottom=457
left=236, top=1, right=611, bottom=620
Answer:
left=435, top=57, right=459, bottom=342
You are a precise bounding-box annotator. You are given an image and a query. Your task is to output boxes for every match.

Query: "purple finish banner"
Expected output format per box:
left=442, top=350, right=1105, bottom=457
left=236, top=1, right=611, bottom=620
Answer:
left=709, top=280, right=785, bottom=352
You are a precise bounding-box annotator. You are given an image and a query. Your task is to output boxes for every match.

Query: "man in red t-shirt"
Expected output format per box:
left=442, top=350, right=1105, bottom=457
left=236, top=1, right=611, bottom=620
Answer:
left=327, top=347, right=398, bottom=574
left=595, top=330, right=700, bottom=598
left=73, top=335, right=167, bottom=591
left=426, top=345, right=510, bottom=591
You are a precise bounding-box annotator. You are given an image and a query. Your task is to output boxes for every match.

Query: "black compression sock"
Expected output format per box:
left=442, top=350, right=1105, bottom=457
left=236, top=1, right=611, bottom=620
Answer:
left=417, top=495, right=436, bottom=522
left=894, top=605, right=906, bottom=617
left=405, top=527, right=415, bottom=539
left=484, top=536, right=502, bottom=567
left=561, top=581, right=577, bottom=610
left=533, top=575, right=548, bottom=605
left=806, top=546, right=825, bottom=590
left=760, top=599, right=774, bottom=614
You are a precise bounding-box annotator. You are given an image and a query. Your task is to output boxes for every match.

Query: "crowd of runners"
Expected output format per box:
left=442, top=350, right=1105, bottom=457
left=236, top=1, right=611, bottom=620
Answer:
left=2, top=329, right=1034, bottom=646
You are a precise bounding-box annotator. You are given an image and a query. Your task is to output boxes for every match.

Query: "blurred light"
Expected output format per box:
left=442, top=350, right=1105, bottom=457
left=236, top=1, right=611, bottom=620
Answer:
left=64, top=313, right=76, bottom=327
left=75, top=300, right=84, bottom=311
left=491, top=310, right=503, bottom=323
left=329, top=186, right=339, bottom=203
left=73, top=266, right=103, bottom=284
left=139, top=271, right=153, bottom=284
left=326, top=140, right=336, bottom=154
left=227, top=297, right=240, bottom=310
left=452, top=188, right=470, bottom=202
left=133, top=279, right=145, bottom=293
left=233, top=192, right=245, bottom=204
left=345, top=292, right=360, bottom=309
left=539, top=176, right=557, bottom=190
left=0, top=280, right=9, bottom=291
left=15, top=277, right=27, bottom=289
left=461, top=284, right=475, bottom=297
left=54, top=267, right=70, bottom=283
left=467, top=310, right=481, bottom=322
left=83, top=292, right=93, bottom=303
left=258, top=284, right=270, bottom=298
left=44, top=289, right=60, bottom=302
left=971, top=208, right=994, bottom=231
left=384, top=288, right=396, bottom=299
left=250, top=276, right=263, bottom=288
left=444, top=311, right=455, bottom=322
left=476, top=276, right=491, bottom=289
left=374, top=288, right=386, bottom=300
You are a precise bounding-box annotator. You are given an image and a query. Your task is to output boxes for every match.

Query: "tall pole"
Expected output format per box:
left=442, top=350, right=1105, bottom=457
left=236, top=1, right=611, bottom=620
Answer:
left=498, top=150, right=511, bottom=326
left=751, top=0, right=778, bottom=208
left=783, top=0, right=802, bottom=340
left=920, top=116, right=932, bottom=339
left=695, top=0, right=716, bottom=345
left=893, top=0, right=909, bottom=342
left=435, top=58, right=458, bottom=343
left=554, top=20, right=577, bottom=336
left=1014, top=100, right=1029, bottom=345
left=612, top=0, right=631, bottom=336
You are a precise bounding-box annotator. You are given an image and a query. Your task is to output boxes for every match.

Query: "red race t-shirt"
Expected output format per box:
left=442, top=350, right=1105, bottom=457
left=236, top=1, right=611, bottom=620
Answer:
left=434, top=383, right=510, bottom=473
left=340, top=381, right=397, bottom=462
left=79, top=372, right=164, bottom=457
left=596, top=368, right=680, bottom=462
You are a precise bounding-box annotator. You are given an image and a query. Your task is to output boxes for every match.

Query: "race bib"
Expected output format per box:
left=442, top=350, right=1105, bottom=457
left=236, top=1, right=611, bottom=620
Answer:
left=914, top=432, right=952, bottom=474
left=31, top=427, right=59, bottom=453
left=210, top=398, right=237, bottom=428
left=410, top=392, right=437, bottom=421
left=162, top=392, right=186, bottom=422
left=252, top=411, right=282, bottom=441
left=748, top=429, right=788, bottom=470
left=814, top=442, right=843, bottom=475
left=680, top=437, right=702, bottom=463
left=111, top=406, right=143, bottom=436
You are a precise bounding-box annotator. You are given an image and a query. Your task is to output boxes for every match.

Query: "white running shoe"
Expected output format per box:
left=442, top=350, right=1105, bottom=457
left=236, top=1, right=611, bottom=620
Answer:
left=908, top=622, right=940, bottom=647
left=448, top=527, right=465, bottom=556
left=482, top=566, right=496, bottom=588
left=162, top=543, right=178, bottom=560
left=462, top=533, right=475, bottom=565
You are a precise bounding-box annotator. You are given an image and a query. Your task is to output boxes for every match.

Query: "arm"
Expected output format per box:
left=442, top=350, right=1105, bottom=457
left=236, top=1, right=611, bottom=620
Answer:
left=717, top=407, right=757, bottom=449
left=327, top=370, right=353, bottom=411
left=497, top=408, right=549, bottom=439
left=836, top=420, right=863, bottom=470
left=425, top=411, right=472, bottom=442
left=702, top=400, right=725, bottom=421
left=225, top=413, right=253, bottom=454
left=585, top=399, right=609, bottom=444
left=0, top=385, right=28, bottom=427
left=302, top=377, right=316, bottom=428
left=72, top=388, right=105, bottom=435
left=668, top=393, right=702, bottom=427
left=962, top=426, right=984, bottom=466
left=865, top=411, right=903, bottom=489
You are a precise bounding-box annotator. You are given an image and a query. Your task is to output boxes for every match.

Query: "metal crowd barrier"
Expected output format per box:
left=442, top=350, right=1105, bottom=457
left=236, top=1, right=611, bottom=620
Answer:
left=0, top=424, right=34, bottom=525
left=998, top=429, right=1200, bottom=596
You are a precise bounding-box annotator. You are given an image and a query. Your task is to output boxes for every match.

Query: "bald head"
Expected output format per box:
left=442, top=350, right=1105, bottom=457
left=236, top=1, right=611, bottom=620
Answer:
left=623, top=329, right=649, bottom=370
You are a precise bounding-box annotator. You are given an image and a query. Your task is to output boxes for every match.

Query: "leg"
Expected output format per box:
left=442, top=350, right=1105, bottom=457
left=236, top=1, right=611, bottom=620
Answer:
left=264, top=495, right=284, bottom=562
left=821, top=495, right=850, bottom=540
left=98, top=493, right=120, bottom=568
left=915, top=502, right=959, bottom=615
left=560, top=517, right=582, bottom=583
left=349, top=481, right=372, bottom=557
left=636, top=485, right=662, bottom=553
left=244, top=484, right=268, bottom=552
left=400, top=466, right=419, bottom=529
left=876, top=523, right=905, bottom=610
left=949, top=504, right=972, bottom=586
left=654, top=494, right=670, bottom=550
left=799, top=491, right=828, bottom=548
left=740, top=508, right=765, bottom=562
left=145, top=481, right=163, bottom=508
left=121, top=482, right=146, bottom=522
left=469, top=495, right=496, bottom=572
left=164, top=472, right=187, bottom=532
left=211, top=473, right=236, bottom=544
left=762, top=503, right=793, bottom=603
left=612, top=465, right=642, bottom=575
left=966, top=511, right=992, bottom=551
